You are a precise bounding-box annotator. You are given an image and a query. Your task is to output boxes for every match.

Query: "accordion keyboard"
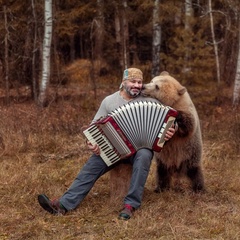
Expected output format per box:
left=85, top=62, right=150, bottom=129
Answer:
left=83, top=124, right=122, bottom=166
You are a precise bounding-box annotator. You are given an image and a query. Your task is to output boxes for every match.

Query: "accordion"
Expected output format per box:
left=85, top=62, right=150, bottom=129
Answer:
left=83, top=100, right=178, bottom=166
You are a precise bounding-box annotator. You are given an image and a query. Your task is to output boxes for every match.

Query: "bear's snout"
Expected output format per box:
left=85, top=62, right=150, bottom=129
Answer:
left=141, top=83, right=155, bottom=96
left=141, top=84, right=150, bottom=96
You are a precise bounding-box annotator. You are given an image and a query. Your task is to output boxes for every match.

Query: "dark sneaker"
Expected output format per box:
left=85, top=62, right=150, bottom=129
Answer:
left=118, top=204, right=134, bottom=220
left=38, top=194, right=67, bottom=215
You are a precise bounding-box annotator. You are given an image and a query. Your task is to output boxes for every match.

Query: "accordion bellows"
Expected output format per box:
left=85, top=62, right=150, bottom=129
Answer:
left=83, top=101, right=178, bottom=166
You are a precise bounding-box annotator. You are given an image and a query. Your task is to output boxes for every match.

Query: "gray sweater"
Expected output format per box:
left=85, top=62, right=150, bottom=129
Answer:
left=92, top=91, right=159, bottom=122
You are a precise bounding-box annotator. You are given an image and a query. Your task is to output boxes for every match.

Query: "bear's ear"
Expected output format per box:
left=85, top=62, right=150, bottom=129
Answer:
left=178, top=86, right=187, bottom=95
left=159, top=71, right=169, bottom=76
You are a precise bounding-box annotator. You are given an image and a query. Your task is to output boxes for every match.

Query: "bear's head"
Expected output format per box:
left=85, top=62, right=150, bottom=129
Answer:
left=142, top=71, right=187, bottom=107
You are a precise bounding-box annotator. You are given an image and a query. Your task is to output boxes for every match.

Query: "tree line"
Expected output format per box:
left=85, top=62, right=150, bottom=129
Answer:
left=0, top=0, right=239, bottom=106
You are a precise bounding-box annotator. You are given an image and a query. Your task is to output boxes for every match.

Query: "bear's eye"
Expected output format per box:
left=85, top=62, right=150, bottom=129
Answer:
left=155, top=85, right=159, bottom=90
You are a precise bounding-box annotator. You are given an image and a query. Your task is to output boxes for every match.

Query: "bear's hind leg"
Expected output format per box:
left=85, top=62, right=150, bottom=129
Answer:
left=186, top=165, right=205, bottom=192
left=155, top=161, right=171, bottom=193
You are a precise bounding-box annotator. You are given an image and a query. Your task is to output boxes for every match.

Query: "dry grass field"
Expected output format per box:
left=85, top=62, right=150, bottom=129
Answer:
left=0, top=85, right=239, bottom=240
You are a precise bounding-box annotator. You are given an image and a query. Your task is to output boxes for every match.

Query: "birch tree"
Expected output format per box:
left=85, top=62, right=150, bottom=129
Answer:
left=183, top=0, right=192, bottom=73
left=31, top=0, right=38, bottom=102
left=38, top=0, right=53, bottom=106
left=208, top=0, right=221, bottom=84
left=114, top=2, right=122, bottom=67
left=94, top=0, right=104, bottom=63
left=114, top=0, right=129, bottom=70
left=122, top=0, right=129, bottom=69
left=233, top=16, right=240, bottom=107
left=152, top=0, right=161, bottom=78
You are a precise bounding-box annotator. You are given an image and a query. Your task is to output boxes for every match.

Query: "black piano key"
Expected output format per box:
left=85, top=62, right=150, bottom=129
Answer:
left=101, top=145, right=109, bottom=151
left=92, top=131, right=101, bottom=138
left=98, top=138, right=105, bottom=145
left=108, top=155, right=119, bottom=163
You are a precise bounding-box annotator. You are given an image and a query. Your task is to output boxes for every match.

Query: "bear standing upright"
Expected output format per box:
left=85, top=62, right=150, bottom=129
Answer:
left=142, top=71, right=205, bottom=192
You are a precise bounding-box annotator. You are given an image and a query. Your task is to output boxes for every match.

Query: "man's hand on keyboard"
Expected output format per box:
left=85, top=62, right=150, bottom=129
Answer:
left=86, top=141, right=100, bottom=155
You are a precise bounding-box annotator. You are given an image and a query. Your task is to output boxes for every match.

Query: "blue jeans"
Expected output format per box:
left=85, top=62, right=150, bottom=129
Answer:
left=60, top=148, right=153, bottom=210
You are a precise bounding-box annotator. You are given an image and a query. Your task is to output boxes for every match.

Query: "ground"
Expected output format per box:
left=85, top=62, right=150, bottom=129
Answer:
left=0, top=84, right=239, bottom=240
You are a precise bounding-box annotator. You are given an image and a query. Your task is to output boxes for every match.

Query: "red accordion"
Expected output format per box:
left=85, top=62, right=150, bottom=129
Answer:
left=83, top=100, right=178, bottom=166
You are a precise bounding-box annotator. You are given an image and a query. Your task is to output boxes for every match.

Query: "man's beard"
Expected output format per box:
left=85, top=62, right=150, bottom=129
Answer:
left=124, top=85, right=141, bottom=98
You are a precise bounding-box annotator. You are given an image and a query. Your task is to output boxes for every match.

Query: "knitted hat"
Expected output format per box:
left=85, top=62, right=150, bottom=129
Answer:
left=122, top=68, right=143, bottom=81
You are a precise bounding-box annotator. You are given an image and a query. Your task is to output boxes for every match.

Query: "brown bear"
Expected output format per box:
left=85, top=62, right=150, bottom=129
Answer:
left=142, top=71, right=205, bottom=193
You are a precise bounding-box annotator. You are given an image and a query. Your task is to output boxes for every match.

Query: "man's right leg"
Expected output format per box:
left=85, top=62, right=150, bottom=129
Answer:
left=38, top=154, right=110, bottom=214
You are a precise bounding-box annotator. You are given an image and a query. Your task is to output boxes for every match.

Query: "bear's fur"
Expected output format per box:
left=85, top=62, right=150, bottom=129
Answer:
left=142, top=71, right=205, bottom=192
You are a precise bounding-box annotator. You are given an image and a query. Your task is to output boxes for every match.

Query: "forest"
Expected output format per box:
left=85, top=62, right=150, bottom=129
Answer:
left=0, top=0, right=239, bottom=105
left=0, top=0, right=240, bottom=239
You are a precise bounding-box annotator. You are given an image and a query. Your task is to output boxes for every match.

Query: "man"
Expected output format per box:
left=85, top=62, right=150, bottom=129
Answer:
left=38, top=68, right=176, bottom=220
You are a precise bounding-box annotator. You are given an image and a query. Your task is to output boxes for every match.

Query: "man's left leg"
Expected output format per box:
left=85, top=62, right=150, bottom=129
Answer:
left=119, top=149, right=153, bottom=220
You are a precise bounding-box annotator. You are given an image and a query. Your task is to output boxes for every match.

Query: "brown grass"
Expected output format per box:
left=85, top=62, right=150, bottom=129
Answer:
left=0, top=85, right=240, bottom=240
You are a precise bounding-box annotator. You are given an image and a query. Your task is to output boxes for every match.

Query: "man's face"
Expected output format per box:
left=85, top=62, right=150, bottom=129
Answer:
left=122, top=78, right=143, bottom=98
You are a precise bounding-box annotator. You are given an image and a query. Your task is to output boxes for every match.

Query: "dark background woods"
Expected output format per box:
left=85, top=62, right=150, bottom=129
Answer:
left=0, top=0, right=239, bottom=106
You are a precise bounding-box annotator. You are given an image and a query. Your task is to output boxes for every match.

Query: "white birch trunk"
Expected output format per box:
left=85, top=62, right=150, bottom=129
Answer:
left=114, top=0, right=129, bottom=70
left=31, top=0, right=38, bottom=102
left=185, top=0, right=192, bottom=29
left=114, top=4, right=121, bottom=46
left=95, top=0, right=104, bottom=60
left=233, top=17, right=240, bottom=107
left=152, top=0, right=161, bottom=78
left=38, top=0, right=53, bottom=106
left=183, top=0, right=192, bottom=73
left=122, top=0, right=129, bottom=69
left=209, top=0, right=221, bottom=84
left=114, top=2, right=124, bottom=70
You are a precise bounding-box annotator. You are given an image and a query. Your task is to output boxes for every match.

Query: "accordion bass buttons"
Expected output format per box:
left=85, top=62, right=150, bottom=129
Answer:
left=155, top=116, right=176, bottom=150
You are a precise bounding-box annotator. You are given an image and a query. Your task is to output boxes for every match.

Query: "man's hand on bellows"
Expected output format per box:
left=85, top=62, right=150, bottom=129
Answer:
left=164, top=124, right=177, bottom=141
